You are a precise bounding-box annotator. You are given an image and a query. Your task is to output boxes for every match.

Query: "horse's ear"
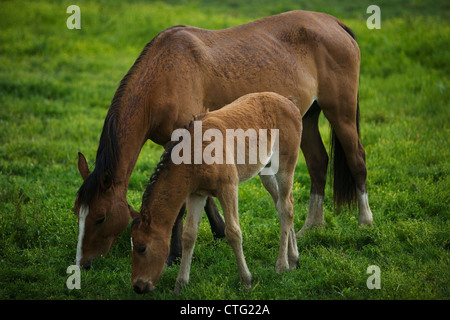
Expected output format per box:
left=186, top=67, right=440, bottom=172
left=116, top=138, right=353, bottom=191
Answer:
left=78, top=152, right=90, bottom=180
left=100, top=171, right=113, bottom=190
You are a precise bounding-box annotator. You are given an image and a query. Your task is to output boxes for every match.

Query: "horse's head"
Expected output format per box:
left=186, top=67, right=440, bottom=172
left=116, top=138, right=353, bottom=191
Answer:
left=131, top=215, right=169, bottom=294
left=74, top=152, right=138, bottom=269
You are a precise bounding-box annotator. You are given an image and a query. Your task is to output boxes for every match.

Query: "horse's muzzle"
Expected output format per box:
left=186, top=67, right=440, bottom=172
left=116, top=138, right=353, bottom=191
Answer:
left=73, top=258, right=91, bottom=270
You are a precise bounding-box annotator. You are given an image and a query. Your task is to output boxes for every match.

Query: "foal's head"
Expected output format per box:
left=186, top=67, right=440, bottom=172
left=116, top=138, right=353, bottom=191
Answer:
left=74, top=152, right=137, bottom=269
left=131, top=215, right=170, bottom=294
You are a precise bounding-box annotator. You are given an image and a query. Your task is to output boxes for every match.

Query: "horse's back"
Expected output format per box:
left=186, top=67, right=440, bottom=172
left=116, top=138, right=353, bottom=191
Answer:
left=141, top=11, right=359, bottom=143
left=149, top=11, right=358, bottom=114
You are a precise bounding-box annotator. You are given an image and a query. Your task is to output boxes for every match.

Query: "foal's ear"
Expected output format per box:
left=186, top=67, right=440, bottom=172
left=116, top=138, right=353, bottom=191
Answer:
left=128, top=204, right=140, bottom=219
left=77, top=152, right=91, bottom=180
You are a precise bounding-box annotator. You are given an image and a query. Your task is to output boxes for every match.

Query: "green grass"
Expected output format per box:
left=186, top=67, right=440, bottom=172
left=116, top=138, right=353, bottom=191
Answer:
left=0, top=0, right=449, bottom=300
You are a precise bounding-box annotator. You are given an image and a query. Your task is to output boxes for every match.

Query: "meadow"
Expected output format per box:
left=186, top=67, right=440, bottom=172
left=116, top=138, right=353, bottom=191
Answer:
left=0, top=0, right=448, bottom=300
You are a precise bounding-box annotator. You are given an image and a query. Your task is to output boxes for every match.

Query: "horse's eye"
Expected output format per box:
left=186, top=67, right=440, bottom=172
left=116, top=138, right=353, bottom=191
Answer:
left=136, top=246, right=146, bottom=254
left=95, top=217, right=106, bottom=225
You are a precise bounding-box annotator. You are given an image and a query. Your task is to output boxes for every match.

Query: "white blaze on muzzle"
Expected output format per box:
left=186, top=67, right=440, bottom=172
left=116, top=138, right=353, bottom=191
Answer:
left=76, top=204, right=89, bottom=267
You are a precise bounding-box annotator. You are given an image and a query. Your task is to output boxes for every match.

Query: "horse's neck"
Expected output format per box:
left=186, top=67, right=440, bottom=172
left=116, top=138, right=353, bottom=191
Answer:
left=113, top=103, right=151, bottom=188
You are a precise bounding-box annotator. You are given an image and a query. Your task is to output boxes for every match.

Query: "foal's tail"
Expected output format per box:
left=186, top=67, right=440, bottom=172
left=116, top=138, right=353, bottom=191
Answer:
left=329, top=95, right=360, bottom=209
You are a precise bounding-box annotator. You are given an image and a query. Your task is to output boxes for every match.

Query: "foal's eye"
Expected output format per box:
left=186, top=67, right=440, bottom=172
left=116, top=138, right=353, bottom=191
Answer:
left=95, top=217, right=106, bottom=225
left=136, top=246, right=146, bottom=254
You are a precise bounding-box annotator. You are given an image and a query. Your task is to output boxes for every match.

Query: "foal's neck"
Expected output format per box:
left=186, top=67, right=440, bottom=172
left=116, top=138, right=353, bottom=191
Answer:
left=145, top=166, right=192, bottom=237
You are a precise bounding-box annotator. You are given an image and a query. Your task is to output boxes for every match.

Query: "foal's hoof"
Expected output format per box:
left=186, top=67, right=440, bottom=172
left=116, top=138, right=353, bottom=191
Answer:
left=242, top=279, right=252, bottom=290
left=289, top=257, right=299, bottom=270
left=240, top=273, right=252, bottom=290
left=174, top=280, right=186, bottom=296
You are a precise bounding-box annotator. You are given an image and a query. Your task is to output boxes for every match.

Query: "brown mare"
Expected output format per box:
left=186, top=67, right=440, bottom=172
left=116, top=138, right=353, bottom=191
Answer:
left=74, top=10, right=373, bottom=269
left=131, top=92, right=302, bottom=294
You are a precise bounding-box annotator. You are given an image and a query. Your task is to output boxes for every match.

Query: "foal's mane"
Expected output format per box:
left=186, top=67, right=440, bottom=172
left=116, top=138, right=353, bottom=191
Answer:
left=140, top=112, right=204, bottom=213
left=140, top=111, right=208, bottom=220
left=140, top=141, right=176, bottom=210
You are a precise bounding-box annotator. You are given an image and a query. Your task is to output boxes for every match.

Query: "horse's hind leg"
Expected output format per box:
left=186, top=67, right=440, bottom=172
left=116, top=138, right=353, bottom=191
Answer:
left=297, top=102, right=327, bottom=237
left=321, top=95, right=373, bottom=226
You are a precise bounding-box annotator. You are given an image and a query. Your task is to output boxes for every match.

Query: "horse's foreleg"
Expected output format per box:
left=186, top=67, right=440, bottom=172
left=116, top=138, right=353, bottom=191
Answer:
left=166, top=204, right=185, bottom=266
left=297, top=103, right=327, bottom=237
left=204, top=197, right=226, bottom=239
left=218, top=185, right=252, bottom=290
left=174, top=195, right=206, bottom=295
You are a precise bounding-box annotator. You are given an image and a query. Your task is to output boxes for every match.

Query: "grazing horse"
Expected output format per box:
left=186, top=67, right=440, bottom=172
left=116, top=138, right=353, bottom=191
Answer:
left=131, top=92, right=302, bottom=294
left=74, top=10, right=373, bottom=269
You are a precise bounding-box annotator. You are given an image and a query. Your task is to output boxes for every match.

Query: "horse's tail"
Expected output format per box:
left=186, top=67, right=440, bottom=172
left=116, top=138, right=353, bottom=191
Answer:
left=329, top=94, right=359, bottom=209
left=328, top=21, right=360, bottom=210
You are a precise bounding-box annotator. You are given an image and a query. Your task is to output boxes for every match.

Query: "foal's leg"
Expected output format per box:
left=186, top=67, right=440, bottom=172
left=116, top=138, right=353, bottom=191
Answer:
left=260, top=174, right=279, bottom=204
left=274, top=189, right=295, bottom=272
left=218, top=185, right=252, bottom=289
left=167, top=198, right=225, bottom=265
left=174, top=194, right=206, bottom=295
left=288, top=225, right=299, bottom=270
left=297, top=102, right=327, bottom=237
left=260, top=172, right=295, bottom=271
left=274, top=167, right=298, bottom=273
left=259, top=171, right=298, bottom=270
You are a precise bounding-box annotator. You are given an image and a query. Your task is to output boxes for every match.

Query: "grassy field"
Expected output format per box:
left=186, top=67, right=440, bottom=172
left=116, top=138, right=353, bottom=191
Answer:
left=0, top=0, right=448, bottom=300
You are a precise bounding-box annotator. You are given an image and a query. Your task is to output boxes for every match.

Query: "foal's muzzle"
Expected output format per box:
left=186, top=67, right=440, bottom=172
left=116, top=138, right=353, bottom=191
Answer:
left=133, top=279, right=153, bottom=294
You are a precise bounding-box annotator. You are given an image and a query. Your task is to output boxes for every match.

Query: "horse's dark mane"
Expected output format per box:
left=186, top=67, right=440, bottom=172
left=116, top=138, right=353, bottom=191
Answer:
left=76, top=25, right=193, bottom=206
left=76, top=39, right=157, bottom=206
